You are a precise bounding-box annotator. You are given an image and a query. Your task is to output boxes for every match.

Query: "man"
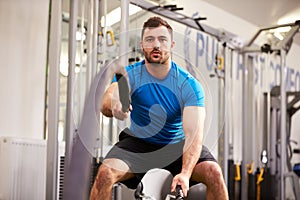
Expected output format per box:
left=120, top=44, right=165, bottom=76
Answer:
left=90, top=16, right=229, bottom=200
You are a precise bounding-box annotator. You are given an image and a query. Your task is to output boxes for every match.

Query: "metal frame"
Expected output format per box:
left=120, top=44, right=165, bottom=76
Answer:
left=129, top=0, right=243, bottom=50
left=64, top=0, right=78, bottom=172
left=63, top=0, right=100, bottom=199
left=50, top=0, right=299, bottom=198
left=240, top=52, right=250, bottom=200
left=217, top=43, right=228, bottom=186
left=46, top=0, right=62, bottom=199
left=240, top=21, right=300, bottom=200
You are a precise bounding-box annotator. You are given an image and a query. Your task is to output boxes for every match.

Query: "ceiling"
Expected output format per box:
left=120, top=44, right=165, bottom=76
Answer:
left=114, top=0, right=300, bottom=46
left=200, top=0, right=300, bottom=45
left=201, top=0, right=300, bottom=27
left=70, top=0, right=300, bottom=27
left=63, top=0, right=300, bottom=45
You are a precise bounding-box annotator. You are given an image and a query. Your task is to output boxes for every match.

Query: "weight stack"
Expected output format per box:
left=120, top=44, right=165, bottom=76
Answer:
left=248, top=173, right=256, bottom=200
left=260, top=168, right=277, bottom=199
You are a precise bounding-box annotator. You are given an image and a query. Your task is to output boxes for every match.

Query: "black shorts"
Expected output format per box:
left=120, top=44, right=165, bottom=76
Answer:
left=105, top=128, right=216, bottom=188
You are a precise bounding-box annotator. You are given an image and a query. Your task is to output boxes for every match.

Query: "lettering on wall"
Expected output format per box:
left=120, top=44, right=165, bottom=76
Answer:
left=184, top=23, right=300, bottom=91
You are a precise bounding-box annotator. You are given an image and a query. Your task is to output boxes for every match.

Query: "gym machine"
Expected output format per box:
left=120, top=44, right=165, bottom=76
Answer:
left=46, top=0, right=300, bottom=200
left=241, top=20, right=300, bottom=199
left=48, top=0, right=243, bottom=199
left=265, top=86, right=300, bottom=199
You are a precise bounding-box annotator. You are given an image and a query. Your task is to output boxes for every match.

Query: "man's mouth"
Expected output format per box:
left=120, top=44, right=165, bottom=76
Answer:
left=151, top=51, right=161, bottom=58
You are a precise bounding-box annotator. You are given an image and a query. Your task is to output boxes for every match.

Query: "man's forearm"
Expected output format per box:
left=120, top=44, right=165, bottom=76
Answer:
left=181, top=106, right=205, bottom=178
left=101, top=83, right=118, bottom=117
left=181, top=136, right=202, bottom=178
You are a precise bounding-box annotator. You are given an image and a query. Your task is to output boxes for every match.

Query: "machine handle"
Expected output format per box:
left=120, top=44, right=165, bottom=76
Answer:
left=175, top=185, right=184, bottom=200
left=116, top=73, right=130, bottom=113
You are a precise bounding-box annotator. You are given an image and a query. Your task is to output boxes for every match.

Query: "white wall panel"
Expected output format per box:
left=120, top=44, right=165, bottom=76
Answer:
left=0, top=0, right=49, bottom=139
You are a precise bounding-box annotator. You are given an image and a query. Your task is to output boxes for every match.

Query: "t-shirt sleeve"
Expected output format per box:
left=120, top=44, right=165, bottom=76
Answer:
left=111, top=65, right=131, bottom=83
left=182, top=77, right=205, bottom=107
left=112, top=75, right=117, bottom=83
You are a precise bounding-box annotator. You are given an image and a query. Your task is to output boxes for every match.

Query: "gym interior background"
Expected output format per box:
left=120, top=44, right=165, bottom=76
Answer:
left=0, top=0, right=300, bottom=199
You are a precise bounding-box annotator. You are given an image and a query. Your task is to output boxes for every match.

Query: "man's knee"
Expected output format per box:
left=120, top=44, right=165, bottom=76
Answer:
left=94, top=165, right=116, bottom=188
left=192, top=161, right=224, bottom=184
left=205, top=162, right=224, bottom=181
left=94, top=159, right=134, bottom=188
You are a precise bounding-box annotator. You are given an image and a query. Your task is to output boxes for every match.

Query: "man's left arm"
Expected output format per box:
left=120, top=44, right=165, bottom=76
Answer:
left=171, top=106, right=205, bottom=196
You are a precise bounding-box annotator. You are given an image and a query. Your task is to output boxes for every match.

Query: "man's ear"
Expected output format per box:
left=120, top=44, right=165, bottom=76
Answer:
left=140, top=41, right=143, bottom=51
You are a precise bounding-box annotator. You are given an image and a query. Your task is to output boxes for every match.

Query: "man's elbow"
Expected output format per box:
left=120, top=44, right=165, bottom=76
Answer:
left=101, top=105, right=113, bottom=118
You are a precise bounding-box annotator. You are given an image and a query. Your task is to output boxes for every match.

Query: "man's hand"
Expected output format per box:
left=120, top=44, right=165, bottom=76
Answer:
left=171, top=173, right=190, bottom=197
left=111, top=100, right=132, bottom=120
left=102, top=81, right=131, bottom=120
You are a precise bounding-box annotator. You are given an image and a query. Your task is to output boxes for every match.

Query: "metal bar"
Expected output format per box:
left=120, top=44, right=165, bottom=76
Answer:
left=262, top=93, right=268, bottom=156
left=246, top=29, right=263, bottom=47
left=280, top=49, right=287, bottom=200
left=259, top=22, right=298, bottom=31
left=99, top=0, right=107, bottom=160
left=65, top=0, right=78, bottom=170
left=241, top=53, right=249, bottom=200
left=275, top=25, right=299, bottom=50
left=120, top=0, right=129, bottom=62
left=222, top=47, right=229, bottom=186
left=265, top=54, right=271, bottom=165
left=248, top=56, right=256, bottom=166
left=77, top=0, right=86, bottom=124
left=99, top=0, right=107, bottom=64
left=86, top=0, right=94, bottom=93
left=118, top=0, right=130, bottom=133
left=240, top=46, right=262, bottom=53
left=241, top=45, right=282, bottom=54
left=270, top=100, right=277, bottom=175
left=92, top=0, right=99, bottom=75
left=46, top=0, right=61, bottom=199
left=246, top=22, right=299, bottom=47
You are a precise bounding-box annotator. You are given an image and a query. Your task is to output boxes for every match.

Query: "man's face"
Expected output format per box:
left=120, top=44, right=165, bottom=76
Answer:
left=140, top=26, right=175, bottom=64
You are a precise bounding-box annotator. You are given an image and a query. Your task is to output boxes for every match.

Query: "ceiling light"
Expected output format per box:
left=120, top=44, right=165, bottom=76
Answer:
left=273, top=32, right=284, bottom=41
left=101, top=4, right=142, bottom=27
left=277, top=8, right=300, bottom=25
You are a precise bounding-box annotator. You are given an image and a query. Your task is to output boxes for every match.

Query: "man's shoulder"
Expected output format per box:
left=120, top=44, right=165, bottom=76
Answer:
left=125, top=60, right=145, bottom=86
left=171, top=61, right=195, bottom=81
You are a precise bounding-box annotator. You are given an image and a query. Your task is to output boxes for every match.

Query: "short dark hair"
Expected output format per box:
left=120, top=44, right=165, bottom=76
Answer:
left=141, top=16, right=173, bottom=39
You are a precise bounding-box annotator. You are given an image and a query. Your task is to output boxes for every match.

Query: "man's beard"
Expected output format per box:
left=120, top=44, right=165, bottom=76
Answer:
left=144, top=50, right=169, bottom=64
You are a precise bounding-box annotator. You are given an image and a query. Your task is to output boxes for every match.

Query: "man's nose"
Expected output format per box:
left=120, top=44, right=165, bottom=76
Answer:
left=153, top=46, right=160, bottom=51
left=153, top=39, right=160, bottom=49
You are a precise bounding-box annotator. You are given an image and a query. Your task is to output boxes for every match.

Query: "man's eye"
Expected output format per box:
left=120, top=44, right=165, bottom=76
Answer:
left=146, top=38, right=153, bottom=42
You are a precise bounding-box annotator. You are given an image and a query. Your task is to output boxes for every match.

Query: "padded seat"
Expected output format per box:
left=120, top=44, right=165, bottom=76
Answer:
left=112, top=168, right=206, bottom=200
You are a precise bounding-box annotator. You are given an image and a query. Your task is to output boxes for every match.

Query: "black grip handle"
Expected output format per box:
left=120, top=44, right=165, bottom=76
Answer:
left=175, top=185, right=184, bottom=199
left=116, top=73, right=130, bottom=113
left=294, top=149, right=300, bottom=154
left=134, top=182, right=144, bottom=200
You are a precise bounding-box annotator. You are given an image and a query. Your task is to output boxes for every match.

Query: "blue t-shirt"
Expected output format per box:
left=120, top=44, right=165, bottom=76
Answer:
left=114, top=60, right=205, bottom=144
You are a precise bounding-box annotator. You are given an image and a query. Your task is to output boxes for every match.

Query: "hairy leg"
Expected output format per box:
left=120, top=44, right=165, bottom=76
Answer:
left=90, top=158, right=134, bottom=200
left=191, top=161, right=229, bottom=200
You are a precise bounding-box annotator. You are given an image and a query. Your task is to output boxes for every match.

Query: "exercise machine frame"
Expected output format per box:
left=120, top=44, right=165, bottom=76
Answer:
left=240, top=20, right=300, bottom=200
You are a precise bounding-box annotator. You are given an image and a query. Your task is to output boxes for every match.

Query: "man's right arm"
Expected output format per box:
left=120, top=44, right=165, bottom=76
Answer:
left=101, top=82, right=118, bottom=117
left=101, top=82, right=131, bottom=120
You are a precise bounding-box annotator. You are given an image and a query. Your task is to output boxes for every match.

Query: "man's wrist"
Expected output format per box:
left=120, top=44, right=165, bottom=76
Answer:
left=180, top=169, right=192, bottom=178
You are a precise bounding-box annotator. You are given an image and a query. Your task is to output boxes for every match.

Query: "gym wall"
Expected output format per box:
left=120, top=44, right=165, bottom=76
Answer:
left=0, top=0, right=49, bottom=139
